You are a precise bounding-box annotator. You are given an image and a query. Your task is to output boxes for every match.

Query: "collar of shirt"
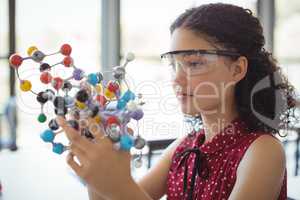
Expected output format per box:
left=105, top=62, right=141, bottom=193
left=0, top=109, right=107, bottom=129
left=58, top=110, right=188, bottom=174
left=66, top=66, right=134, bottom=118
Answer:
left=192, top=117, right=249, bottom=154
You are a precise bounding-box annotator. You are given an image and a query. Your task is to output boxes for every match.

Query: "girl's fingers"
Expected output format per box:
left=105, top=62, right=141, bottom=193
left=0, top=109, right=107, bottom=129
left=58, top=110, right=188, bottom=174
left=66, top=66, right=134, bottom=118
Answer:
left=69, top=144, right=88, bottom=166
left=56, top=116, right=92, bottom=152
left=66, top=152, right=83, bottom=176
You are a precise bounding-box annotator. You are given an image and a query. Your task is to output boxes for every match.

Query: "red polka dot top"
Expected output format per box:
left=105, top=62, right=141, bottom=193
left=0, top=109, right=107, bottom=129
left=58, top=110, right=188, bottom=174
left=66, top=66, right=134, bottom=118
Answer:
left=166, top=117, right=287, bottom=200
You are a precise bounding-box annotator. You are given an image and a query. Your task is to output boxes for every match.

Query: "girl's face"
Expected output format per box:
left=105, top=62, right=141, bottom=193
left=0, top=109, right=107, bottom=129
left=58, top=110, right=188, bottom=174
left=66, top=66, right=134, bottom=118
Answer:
left=168, top=28, right=238, bottom=116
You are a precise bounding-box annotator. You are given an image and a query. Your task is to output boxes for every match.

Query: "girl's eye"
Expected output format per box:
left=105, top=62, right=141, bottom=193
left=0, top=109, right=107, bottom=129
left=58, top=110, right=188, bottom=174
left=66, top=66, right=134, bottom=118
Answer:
left=186, top=61, right=205, bottom=68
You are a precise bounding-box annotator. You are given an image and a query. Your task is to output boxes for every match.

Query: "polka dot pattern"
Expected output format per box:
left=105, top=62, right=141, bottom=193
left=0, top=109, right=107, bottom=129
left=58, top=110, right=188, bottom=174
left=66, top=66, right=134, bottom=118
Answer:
left=166, top=117, right=287, bottom=200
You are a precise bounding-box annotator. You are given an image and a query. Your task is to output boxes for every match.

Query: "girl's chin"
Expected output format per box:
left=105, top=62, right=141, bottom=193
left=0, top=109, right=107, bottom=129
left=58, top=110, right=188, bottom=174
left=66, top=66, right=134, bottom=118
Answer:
left=180, top=105, right=200, bottom=116
left=180, top=103, right=214, bottom=116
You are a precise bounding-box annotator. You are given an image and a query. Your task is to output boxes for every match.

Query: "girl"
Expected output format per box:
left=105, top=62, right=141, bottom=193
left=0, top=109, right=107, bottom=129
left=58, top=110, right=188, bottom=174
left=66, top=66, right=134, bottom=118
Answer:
left=57, top=3, right=296, bottom=200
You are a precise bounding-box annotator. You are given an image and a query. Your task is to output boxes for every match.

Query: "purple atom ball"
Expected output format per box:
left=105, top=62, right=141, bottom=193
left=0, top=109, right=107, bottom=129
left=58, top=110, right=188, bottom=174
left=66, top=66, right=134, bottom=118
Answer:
left=73, top=68, right=84, bottom=80
left=130, top=108, right=144, bottom=120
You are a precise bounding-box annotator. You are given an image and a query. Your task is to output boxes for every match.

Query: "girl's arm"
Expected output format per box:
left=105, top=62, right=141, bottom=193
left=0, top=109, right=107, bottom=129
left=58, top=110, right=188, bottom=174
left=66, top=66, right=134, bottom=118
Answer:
left=137, top=136, right=185, bottom=200
left=229, top=135, right=286, bottom=200
left=88, top=181, right=153, bottom=200
left=88, top=187, right=106, bottom=200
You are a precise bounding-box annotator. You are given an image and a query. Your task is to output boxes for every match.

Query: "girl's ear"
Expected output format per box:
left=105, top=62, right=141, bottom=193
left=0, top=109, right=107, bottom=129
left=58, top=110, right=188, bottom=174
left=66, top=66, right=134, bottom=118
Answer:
left=231, top=56, right=248, bottom=82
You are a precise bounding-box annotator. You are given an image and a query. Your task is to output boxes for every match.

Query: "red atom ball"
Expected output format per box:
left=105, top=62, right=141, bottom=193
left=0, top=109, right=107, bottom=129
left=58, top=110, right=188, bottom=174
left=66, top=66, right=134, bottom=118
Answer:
left=96, top=95, right=107, bottom=107
left=40, top=72, right=53, bottom=84
left=60, top=44, right=72, bottom=56
left=52, top=77, right=64, bottom=90
left=9, top=54, right=23, bottom=68
left=106, top=116, right=119, bottom=125
left=63, top=56, right=73, bottom=67
left=107, top=82, right=119, bottom=93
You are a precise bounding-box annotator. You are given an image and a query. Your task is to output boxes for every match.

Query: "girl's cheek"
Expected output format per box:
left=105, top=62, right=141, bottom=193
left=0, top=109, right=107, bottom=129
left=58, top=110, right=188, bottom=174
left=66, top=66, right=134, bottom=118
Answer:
left=191, top=81, right=220, bottom=96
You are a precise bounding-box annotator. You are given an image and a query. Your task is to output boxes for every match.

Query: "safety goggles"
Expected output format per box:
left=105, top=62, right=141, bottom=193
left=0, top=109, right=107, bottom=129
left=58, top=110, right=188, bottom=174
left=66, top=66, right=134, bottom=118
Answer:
left=160, top=49, right=240, bottom=76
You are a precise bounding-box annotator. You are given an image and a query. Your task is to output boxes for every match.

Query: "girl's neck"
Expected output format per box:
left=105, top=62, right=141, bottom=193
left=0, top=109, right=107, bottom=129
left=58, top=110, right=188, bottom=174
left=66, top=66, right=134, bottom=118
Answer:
left=201, top=104, right=239, bottom=143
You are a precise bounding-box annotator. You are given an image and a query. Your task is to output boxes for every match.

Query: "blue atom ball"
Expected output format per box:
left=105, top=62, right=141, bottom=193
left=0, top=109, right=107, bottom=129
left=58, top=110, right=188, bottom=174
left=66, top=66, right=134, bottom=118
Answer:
left=64, top=96, right=75, bottom=107
left=40, top=129, right=55, bottom=143
left=52, top=143, right=65, bottom=155
left=120, top=134, right=134, bottom=151
left=87, top=73, right=99, bottom=86
left=117, top=99, right=127, bottom=110
left=122, top=90, right=135, bottom=102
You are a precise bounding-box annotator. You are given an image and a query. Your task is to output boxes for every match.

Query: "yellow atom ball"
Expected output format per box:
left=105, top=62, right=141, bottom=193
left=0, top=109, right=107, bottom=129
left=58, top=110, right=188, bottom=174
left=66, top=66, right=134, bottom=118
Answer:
left=27, top=46, right=38, bottom=56
left=20, top=80, right=32, bottom=92
left=94, top=84, right=103, bottom=94
left=75, top=100, right=86, bottom=109
left=94, top=115, right=101, bottom=123
left=104, top=88, right=115, bottom=99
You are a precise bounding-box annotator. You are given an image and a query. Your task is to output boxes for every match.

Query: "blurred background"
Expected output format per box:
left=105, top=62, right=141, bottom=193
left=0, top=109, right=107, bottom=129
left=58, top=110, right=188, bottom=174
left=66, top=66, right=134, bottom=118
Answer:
left=0, top=0, right=299, bottom=199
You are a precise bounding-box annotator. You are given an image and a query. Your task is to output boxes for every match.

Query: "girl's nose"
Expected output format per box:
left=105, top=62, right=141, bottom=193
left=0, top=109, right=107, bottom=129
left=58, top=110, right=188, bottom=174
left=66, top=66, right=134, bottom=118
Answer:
left=173, top=69, right=187, bottom=87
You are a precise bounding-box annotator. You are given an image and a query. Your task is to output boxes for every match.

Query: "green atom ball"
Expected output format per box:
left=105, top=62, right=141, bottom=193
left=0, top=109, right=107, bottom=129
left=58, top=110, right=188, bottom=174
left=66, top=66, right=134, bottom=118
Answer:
left=38, top=113, right=47, bottom=123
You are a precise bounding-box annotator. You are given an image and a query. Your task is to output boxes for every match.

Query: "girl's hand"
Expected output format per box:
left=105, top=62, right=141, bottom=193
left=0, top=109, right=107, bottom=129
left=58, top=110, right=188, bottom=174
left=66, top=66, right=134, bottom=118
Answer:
left=56, top=116, right=133, bottom=199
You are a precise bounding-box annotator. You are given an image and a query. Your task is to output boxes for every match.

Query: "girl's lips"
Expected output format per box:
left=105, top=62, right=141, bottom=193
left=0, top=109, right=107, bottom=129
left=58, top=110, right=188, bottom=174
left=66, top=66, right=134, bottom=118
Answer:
left=176, top=93, right=193, bottom=101
left=176, top=92, right=193, bottom=97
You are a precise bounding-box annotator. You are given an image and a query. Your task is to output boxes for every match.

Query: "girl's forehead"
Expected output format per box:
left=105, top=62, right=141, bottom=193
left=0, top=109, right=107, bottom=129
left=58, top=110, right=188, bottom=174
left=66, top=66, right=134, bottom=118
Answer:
left=170, top=29, right=216, bottom=51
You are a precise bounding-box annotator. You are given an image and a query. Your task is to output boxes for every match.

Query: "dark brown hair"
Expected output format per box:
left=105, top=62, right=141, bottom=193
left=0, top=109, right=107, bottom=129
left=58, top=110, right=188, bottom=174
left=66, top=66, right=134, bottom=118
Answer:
left=170, top=3, right=297, bottom=135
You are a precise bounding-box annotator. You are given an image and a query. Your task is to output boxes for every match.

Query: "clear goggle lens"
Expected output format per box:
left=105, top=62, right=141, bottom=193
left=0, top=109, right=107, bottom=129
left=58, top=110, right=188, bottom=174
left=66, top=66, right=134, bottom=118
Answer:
left=161, top=52, right=218, bottom=77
